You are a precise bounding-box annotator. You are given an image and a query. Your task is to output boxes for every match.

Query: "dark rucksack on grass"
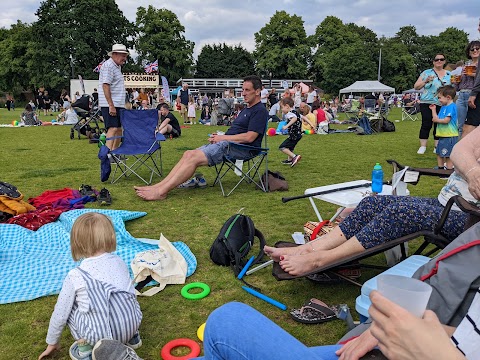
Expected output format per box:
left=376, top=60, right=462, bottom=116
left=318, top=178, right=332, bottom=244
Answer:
left=210, top=214, right=266, bottom=276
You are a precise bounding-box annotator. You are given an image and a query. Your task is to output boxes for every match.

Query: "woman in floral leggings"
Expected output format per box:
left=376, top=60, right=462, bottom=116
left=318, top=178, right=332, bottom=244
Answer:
left=265, top=171, right=475, bottom=276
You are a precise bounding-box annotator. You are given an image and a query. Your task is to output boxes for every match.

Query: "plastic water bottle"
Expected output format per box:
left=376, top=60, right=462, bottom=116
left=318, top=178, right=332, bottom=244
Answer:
left=371, top=162, right=383, bottom=193
left=98, top=132, right=106, bottom=148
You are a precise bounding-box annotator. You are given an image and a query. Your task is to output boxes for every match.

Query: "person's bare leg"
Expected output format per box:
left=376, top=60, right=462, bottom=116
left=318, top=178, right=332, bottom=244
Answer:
left=462, top=124, right=475, bottom=139
left=264, top=226, right=349, bottom=261
left=134, top=149, right=208, bottom=200
left=419, top=139, right=427, bottom=147
left=279, top=236, right=365, bottom=276
left=105, top=127, right=120, bottom=150
left=281, top=148, right=295, bottom=160
left=112, top=127, right=122, bottom=150
left=134, top=149, right=194, bottom=191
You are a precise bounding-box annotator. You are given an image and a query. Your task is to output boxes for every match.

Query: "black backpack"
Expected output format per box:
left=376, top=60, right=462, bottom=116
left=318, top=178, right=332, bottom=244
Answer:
left=210, top=214, right=266, bottom=276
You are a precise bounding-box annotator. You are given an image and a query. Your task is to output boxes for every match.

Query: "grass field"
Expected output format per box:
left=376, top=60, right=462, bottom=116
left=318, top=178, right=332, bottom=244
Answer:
left=0, top=106, right=443, bottom=359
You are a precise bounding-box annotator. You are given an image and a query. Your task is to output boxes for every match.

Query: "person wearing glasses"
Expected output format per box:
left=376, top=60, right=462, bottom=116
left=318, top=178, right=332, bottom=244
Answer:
left=465, top=36, right=480, bottom=139
left=414, top=54, right=451, bottom=155
left=454, top=41, right=480, bottom=139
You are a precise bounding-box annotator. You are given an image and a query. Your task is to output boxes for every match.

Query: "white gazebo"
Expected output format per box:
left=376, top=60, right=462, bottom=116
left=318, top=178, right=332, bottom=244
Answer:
left=340, top=80, right=395, bottom=94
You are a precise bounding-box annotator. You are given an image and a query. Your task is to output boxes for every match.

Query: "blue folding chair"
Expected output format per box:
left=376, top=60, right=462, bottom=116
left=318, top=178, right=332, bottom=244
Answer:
left=110, top=109, right=165, bottom=184
left=212, top=119, right=269, bottom=196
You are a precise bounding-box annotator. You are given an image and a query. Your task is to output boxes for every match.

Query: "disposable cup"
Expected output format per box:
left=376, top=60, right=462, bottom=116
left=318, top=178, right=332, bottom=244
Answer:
left=377, top=274, right=432, bottom=317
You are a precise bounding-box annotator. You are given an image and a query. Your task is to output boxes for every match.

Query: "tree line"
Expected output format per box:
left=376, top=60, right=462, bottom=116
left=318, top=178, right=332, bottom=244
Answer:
left=0, top=2, right=470, bottom=99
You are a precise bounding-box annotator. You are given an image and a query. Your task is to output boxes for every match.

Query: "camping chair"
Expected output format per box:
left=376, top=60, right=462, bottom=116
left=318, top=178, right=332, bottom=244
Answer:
left=110, top=109, right=165, bottom=185
left=271, top=160, right=479, bottom=285
left=212, top=119, right=269, bottom=197
left=401, top=103, right=420, bottom=121
left=344, top=99, right=361, bottom=123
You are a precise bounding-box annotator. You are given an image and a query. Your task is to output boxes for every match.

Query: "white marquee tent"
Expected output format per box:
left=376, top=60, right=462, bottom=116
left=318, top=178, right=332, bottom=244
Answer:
left=340, top=80, right=395, bottom=94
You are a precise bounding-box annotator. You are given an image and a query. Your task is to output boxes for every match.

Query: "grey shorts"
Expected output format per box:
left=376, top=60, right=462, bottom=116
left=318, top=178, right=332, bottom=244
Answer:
left=198, top=141, right=254, bottom=166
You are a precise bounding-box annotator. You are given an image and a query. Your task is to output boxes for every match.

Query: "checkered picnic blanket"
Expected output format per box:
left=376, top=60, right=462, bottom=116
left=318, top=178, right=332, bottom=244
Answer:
left=0, top=209, right=197, bottom=304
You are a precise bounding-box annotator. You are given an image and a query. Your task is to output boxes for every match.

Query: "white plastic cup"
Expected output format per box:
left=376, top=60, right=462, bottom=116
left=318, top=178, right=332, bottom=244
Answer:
left=377, top=274, right=432, bottom=317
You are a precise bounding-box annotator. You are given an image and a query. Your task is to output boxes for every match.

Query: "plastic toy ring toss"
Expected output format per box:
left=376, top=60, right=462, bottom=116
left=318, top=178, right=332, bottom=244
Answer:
left=181, top=282, right=210, bottom=300
left=161, top=338, right=201, bottom=360
left=197, top=323, right=206, bottom=342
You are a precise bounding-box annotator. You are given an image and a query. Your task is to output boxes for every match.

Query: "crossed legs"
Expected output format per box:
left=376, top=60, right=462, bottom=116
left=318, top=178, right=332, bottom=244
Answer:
left=264, top=226, right=365, bottom=276
left=134, top=149, right=209, bottom=201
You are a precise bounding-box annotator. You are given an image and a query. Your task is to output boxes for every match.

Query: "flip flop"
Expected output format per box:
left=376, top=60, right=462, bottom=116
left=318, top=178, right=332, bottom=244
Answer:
left=290, top=298, right=339, bottom=324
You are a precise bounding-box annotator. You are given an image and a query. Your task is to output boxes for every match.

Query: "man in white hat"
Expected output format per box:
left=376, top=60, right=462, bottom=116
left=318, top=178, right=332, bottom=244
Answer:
left=98, top=43, right=129, bottom=150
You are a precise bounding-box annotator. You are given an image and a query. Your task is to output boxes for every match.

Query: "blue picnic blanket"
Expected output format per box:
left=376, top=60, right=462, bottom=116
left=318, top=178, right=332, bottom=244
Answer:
left=0, top=209, right=197, bottom=304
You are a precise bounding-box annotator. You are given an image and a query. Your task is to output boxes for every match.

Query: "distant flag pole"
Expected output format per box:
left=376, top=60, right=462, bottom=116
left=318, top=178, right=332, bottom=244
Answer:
left=161, top=76, right=169, bottom=100
left=144, top=59, right=158, bottom=74
left=93, top=60, right=105, bottom=73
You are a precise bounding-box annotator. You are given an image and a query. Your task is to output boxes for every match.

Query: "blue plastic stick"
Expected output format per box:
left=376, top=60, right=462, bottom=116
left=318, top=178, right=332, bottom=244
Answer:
left=242, top=286, right=287, bottom=311
left=237, top=256, right=255, bottom=280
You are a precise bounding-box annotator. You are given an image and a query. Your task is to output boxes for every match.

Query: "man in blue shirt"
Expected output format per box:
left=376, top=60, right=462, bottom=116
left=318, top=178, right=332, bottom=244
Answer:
left=135, top=75, right=268, bottom=201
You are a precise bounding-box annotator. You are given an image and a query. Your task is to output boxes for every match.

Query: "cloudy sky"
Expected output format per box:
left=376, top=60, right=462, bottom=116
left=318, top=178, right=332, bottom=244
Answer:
left=1, top=0, right=479, bottom=57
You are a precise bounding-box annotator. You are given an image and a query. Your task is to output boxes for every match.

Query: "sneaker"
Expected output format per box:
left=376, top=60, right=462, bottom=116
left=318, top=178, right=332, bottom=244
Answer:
left=417, top=146, right=426, bottom=154
left=291, top=155, right=302, bottom=167
left=79, top=184, right=96, bottom=198
left=196, top=177, right=207, bottom=188
left=177, top=177, right=198, bottom=189
left=92, top=339, right=142, bottom=360
left=69, top=341, right=93, bottom=360
left=433, top=147, right=437, bottom=154
left=281, top=159, right=293, bottom=165
left=97, top=188, right=112, bottom=205
left=127, top=332, right=142, bottom=350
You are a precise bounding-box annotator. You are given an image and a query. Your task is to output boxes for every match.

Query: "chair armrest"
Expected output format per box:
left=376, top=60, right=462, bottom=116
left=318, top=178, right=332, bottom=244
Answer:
left=452, top=195, right=480, bottom=217
left=227, top=142, right=268, bottom=152
left=106, top=135, right=123, bottom=141
left=434, top=195, right=480, bottom=234
left=155, top=133, right=166, bottom=141
left=386, top=159, right=453, bottom=182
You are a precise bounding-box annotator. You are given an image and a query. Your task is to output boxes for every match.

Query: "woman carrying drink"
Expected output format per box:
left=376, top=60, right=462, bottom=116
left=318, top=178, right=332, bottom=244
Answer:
left=454, top=41, right=480, bottom=139
left=414, top=54, right=451, bottom=154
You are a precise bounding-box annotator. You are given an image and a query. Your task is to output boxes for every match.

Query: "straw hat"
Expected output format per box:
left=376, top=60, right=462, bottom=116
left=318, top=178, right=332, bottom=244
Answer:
left=108, top=44, right=129, bottom=57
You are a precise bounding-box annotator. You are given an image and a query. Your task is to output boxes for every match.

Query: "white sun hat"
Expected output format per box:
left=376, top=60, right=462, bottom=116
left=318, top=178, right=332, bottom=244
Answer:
left=108, top=43, right=129, bottom=57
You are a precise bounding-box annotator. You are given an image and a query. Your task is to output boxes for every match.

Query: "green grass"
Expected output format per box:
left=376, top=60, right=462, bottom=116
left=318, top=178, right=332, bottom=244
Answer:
left=0, top=107, right=443, bottom=359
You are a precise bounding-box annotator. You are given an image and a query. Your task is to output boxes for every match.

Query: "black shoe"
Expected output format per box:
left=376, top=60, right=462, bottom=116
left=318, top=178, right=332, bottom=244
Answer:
left=98, top=188, right=112, bottom=205
left=79, top=184, right=96, bottom=198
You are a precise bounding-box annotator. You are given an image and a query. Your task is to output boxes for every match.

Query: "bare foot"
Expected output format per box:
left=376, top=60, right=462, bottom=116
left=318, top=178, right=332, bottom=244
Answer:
left=264, top=244, right=312, bottom=262
left=135, top=187, right=167, bottom=201
left=279, top=252, right=326, bottom=276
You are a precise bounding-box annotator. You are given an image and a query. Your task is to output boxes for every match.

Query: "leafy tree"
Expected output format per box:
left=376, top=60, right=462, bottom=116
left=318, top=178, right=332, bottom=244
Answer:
left=321, top=43, right=377, bottom=94
left=311, top=16, right=378, bottom=90
left=254, top=10, right=311, bottom=79
left=379, top=39, right=417, bottom=92
left=32, top=0, right=135, bottom=90
left=135, top=6, right=194, bottom=83
left=0, top=22, right=35, bottom=94
left=435, top=27, right=469, bottom=64
left=196, top=43, right=254, bottom=78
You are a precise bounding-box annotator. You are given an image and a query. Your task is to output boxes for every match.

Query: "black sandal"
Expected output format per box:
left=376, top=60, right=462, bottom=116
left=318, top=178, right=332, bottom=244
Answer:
left=290, top=298, right=339, bottom=324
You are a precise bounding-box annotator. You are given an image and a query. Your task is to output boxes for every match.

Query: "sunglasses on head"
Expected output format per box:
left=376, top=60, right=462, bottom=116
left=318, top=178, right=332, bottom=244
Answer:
left=470, top=47, right=480, bottom=52
left=433, top=58, right=445, bottom=62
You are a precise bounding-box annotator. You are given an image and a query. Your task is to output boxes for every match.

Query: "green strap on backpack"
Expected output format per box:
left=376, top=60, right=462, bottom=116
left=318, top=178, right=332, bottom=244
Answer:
left=209, top=213, right=266, bottom=277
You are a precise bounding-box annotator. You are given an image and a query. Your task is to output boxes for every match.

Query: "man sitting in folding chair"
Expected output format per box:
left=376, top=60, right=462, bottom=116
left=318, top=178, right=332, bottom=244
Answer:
left=264, top=124, right=480, bottom=276
left=135, top=75, right=268, bottom=201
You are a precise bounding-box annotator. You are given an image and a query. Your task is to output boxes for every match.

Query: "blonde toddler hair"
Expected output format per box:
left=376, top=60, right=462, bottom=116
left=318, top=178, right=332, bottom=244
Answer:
left=70, top=213, right=116, bottom=261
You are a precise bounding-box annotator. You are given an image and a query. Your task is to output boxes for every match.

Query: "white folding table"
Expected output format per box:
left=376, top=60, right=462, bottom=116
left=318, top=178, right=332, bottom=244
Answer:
left=304, top=180, right=400, bottom=222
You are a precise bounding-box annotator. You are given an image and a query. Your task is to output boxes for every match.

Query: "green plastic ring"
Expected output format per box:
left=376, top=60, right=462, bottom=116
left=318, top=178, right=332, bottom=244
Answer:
left=181, top=282, right=210, bottom=300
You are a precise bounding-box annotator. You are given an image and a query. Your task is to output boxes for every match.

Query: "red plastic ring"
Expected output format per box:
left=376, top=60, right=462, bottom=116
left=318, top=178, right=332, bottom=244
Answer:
left=160, top=338, right=201, bottom=360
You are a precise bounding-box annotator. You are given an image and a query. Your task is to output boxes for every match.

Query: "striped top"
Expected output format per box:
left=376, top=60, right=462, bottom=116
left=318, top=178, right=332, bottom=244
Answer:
left=46, top=253, right=138, bottom=345
left=98, top=58, right=125, bottom=108
left=451, top=287, right=480, bottom=359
